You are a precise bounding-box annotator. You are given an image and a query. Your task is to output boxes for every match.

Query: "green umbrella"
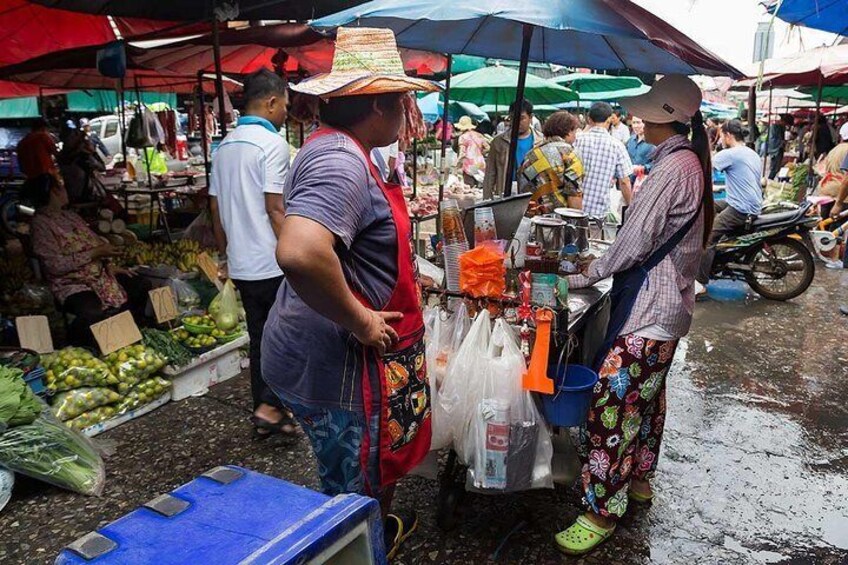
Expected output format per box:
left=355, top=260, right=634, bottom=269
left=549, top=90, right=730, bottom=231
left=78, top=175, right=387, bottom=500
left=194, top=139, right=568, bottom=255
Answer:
left=449, top=65, right=577, bottom=108
left=800, top=85, right=848, bottom=104
left=553, top=73, right=644, bottom=93
left=575, top=85, right=651, bottom=102
left=481, top=103, right=559, bottom=116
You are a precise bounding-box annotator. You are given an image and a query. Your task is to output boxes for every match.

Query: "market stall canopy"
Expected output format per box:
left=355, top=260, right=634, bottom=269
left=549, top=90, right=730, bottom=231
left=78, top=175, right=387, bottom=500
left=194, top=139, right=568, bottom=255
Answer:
left=0, top=0, right=208, bottom=67
left=417, top=92, right=488, bottom=123
left=764, top=0, right=848, bottom=36
left=30, top=0, right=369, bottom=21
left=567, top=85, right=650, bottom=102
left=66, top=90, right=177, bottom=112
left=310, top=0, right=743, bottom=76
left=799, top=84, right=848, bottom=103
left=0, top=41, right=240, bottom=93
left=700, top=100, right=738, bottom=120
left=552, top=73, right=644, bottom=93
left=132, top=23, right=448, bottom=77
left=448, top=65, right=577, bottom=108
left=482, top=103, right=559, bottom=116
left=739, top=44, right=848, bottom=87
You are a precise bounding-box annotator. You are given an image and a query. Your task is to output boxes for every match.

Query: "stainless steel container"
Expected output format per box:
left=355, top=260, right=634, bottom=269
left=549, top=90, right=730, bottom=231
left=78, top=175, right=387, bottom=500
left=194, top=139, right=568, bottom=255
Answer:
left=554, top=207, right=590, bottom=253
left=530, top=216, right=566, bottom=258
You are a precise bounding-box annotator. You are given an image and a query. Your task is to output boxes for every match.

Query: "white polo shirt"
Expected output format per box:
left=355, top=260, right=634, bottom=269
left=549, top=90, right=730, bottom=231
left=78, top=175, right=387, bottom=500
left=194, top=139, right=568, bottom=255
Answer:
left=209, top=119, right=289, bottom=281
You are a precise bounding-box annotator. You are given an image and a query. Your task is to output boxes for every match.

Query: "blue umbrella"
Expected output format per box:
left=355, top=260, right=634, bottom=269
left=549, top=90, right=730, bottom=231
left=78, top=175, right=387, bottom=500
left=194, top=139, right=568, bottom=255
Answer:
left=417, top=92, right=489, bottom=123
left=313, top=0, right=741, bottom=197
left=765, top=0, right=848, bottom=36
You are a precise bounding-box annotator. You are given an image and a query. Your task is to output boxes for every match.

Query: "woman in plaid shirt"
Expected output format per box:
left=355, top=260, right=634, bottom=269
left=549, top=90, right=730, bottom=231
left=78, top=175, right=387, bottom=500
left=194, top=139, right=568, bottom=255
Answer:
left=556, top=75, right=715, bottom=556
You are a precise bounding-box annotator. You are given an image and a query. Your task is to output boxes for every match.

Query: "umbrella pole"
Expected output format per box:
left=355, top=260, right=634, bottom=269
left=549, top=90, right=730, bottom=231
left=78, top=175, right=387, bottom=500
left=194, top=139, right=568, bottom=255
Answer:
left=746, top=86, right=757, bottom=147
left=211, top=15, right=227, bottom=137
left=197, top=71, right=210, bottom=189
left=807, top=75, right=824, bottom=186
left=504, top=23, right=535, bottom=198
left=412, top=138, right=418, bottom=200
left=119, top=79, right=127, bottom=165
left=437, top=54, right=453, bottom=206
left=764, top=85, right=773, bottom=176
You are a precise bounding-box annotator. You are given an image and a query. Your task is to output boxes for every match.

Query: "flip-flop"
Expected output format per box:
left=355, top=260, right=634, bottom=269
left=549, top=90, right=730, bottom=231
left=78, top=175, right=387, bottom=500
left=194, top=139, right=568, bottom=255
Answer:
left=554, top=514, right=616, bottom=556
left=628, top=489, right=654, bottom=504
left=385, top=511, right=418, bottom=560
left=250, top=414, right=296, bottom=440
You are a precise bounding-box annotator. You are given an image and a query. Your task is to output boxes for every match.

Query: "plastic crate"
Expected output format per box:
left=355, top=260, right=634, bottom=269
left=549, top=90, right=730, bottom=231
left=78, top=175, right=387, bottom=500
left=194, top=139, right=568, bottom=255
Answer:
left=55, top=466, right=386, bottom=565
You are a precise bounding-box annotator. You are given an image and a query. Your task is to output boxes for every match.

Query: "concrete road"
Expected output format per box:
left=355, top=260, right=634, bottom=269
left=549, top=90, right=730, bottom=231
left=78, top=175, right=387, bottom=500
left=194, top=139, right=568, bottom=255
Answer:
left=1, top=269, right=846, bottom=564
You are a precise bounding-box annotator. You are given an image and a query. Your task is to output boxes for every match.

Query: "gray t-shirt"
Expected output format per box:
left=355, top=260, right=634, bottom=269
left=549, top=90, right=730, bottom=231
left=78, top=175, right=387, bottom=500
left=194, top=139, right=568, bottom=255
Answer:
left=713, top=145, right=763, bottom=216
left=262, top=131, right=398, bottom=412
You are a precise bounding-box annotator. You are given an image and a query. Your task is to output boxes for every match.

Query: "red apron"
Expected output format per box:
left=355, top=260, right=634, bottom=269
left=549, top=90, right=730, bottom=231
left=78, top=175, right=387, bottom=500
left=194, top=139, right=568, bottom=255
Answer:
left=305, top=127, right=431, bottom=491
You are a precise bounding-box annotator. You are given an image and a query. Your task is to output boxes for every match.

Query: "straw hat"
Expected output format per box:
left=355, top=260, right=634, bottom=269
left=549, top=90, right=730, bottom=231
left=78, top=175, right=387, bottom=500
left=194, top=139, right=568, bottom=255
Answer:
left=455, top=116, right=477, bottom=131
left=290, top=27, right=440, bottom=98
left=623, top=75, right=702, bottom=125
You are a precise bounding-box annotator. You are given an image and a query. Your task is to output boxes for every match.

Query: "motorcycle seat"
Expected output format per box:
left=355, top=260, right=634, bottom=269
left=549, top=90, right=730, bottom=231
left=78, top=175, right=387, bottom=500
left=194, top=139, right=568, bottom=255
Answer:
left=751, top=209, right=803, bottom=228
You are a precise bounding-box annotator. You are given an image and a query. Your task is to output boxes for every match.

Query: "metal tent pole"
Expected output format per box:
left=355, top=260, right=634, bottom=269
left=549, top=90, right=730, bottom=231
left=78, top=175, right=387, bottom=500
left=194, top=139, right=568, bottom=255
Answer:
left=197, top=71, right=210, bottom=188
left=504, top=24, right=535, bottom=198
left=437, top=54, right=453, bottom=204
left=211, top=13, right=227, bottom=137
left=764, top=85, right=773, bottom=176
left=412, top=138, right=418, bottom=200
left=807, top=75, right=824, bottom=187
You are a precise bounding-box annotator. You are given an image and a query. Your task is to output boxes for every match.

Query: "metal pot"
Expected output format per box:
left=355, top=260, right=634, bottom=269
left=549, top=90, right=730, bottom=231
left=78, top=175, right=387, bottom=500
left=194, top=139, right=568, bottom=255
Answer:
left=554, top=207, right=590, bottom=253
left=530, top=216, right=566, bottom=258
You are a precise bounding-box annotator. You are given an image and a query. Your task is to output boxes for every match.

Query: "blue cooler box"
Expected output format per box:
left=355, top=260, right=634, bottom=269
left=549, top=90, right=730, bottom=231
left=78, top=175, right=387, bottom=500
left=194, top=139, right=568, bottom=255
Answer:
left=56, top=466, right=386, bottom=565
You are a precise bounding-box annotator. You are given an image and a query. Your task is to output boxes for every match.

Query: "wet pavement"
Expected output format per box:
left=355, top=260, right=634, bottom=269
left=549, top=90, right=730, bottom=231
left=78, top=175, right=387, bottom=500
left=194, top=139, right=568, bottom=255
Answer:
left=1, top=268, right=847, bottom=564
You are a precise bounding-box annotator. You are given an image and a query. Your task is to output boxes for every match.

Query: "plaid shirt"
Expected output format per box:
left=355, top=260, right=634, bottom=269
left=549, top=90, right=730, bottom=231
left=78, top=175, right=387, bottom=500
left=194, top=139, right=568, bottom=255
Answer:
left=574, top=127, right=634, bottom=219
left=568, top=134, right=705, bottom=339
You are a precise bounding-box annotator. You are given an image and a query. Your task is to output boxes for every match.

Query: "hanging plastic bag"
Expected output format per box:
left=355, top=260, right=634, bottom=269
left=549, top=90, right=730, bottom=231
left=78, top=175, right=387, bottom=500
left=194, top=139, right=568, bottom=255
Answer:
left=425, top=303, right=469, bottom=451
left=467, top=319, right=553, bottom=492
left=168, top=277, right=201, bottom=313
left=208, top=279, right=239, bottom=332
left=440, top=310, right=492, bottom=464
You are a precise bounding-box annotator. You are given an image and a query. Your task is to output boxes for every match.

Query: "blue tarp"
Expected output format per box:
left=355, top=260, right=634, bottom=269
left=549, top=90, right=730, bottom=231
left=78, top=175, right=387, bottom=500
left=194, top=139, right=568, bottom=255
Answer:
left=312, top=0, right=742, bottom=76
left=765, top=0, right=848, bottom=36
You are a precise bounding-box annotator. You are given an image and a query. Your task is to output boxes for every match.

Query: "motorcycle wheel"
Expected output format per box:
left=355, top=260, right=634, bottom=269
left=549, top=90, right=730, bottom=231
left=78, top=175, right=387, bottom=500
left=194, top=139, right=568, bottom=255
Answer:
left=744, top=237, right=815, bottom=301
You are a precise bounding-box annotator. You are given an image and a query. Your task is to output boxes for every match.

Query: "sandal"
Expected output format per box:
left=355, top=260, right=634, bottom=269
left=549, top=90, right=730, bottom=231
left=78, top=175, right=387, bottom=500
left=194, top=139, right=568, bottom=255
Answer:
left=384, top=510, right=418, bottom=560
left=250, top=413, right=296, bottom=440
left=554, top=514, right=616, bottom=556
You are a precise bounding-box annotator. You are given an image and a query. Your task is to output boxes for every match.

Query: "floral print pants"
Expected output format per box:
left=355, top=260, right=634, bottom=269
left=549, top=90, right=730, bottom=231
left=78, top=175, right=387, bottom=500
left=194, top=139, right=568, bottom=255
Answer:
left=577, top=334, right=678, bottom=520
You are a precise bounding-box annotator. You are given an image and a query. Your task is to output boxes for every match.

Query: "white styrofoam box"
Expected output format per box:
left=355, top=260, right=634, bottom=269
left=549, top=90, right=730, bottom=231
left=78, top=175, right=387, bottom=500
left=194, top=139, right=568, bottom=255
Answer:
left=165, top=335, right=249, bottom=401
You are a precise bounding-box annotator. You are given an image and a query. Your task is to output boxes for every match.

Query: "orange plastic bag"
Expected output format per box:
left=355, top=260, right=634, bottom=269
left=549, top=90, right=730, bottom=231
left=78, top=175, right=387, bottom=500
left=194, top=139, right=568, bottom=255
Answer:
left=459, top=242, right=506, bottom=298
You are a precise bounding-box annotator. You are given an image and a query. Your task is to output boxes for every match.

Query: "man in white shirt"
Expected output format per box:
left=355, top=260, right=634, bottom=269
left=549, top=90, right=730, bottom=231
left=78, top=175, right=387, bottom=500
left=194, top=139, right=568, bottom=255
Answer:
left=609, top=110, right=631, bottom=144
left=209, top=69, right=293, bottom=438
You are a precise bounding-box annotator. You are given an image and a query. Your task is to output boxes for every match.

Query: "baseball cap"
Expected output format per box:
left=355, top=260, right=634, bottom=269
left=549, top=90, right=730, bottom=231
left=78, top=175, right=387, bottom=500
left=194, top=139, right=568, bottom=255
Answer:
left=623, top=74, right=702, bottom=125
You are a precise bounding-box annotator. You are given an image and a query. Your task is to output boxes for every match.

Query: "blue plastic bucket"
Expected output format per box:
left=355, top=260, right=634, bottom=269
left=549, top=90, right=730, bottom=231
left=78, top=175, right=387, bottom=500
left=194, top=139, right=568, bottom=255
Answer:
left=541, top=364, right=599, bottom=427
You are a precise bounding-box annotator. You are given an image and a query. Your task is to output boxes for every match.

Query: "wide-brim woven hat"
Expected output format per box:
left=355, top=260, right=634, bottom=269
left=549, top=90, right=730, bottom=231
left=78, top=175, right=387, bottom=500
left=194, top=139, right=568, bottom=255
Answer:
left=290, top=27, right=441, bottom=98
left=455, top=116, right=476, bottom=131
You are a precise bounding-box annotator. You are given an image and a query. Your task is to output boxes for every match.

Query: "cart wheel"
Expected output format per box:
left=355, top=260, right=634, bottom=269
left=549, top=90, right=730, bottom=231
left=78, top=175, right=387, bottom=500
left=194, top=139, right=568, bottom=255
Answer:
left=436, top=484, right=463, bottom=531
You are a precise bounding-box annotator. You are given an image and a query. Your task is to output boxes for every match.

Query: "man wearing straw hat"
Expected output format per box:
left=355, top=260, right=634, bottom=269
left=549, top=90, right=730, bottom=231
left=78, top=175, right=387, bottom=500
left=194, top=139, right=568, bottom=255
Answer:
left=261, top=27, right=439, bottom=560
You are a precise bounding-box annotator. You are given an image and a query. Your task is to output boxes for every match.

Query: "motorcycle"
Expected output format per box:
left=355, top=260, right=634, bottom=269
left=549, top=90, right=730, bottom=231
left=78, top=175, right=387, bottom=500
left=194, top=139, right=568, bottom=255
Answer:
left=709, top=200, right=820, bottom=301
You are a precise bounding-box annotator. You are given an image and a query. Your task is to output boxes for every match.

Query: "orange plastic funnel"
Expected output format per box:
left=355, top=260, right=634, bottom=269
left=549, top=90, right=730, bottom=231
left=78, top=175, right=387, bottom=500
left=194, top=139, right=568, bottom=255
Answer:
left=523, top=309, right=555, bottom=394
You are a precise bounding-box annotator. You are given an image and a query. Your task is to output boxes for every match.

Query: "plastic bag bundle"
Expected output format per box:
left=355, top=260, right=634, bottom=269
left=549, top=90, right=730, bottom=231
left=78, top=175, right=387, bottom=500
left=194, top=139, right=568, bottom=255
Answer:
left=115, top=377, right=170, bottom=414
left=66, top=406, right=118, bottom=432
left=459, top=242, right=506, bottom=298
left=167, top=277, right=201, bottom=313
left=102, top=344, right=167, bottom=394
left=424, top=303, right=471, bottom=451
left=208, top=279, right=239, bottom=332
left=42, top=348, right=117, bottom=394
left=0, top=403, right=105, bottom=495
left=50, top=387, right=121, bottom=422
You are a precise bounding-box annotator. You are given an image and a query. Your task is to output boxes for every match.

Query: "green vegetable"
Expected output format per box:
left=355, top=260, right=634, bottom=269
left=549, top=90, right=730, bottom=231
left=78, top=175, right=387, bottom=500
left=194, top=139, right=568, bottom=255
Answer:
left=0, top=365, right=41, bottom=428
left=50, top=387, right=122, bottom=421
left=0, top=404, right=105, bottom=495
left=142, top=328, right=192, bottom=367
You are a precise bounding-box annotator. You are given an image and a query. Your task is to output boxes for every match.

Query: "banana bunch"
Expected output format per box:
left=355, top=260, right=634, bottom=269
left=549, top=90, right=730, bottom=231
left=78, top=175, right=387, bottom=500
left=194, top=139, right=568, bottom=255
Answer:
left=118, top=239, right=212, bottom=273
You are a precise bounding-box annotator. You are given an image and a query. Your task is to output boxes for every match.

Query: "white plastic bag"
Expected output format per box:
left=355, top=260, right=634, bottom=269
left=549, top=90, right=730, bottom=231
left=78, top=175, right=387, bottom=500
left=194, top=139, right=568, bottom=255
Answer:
left=467, top=319, right=553, bottom=492
left=425, top=303, right=471, bottom=451
left=440, top=310, right=491, bottom=464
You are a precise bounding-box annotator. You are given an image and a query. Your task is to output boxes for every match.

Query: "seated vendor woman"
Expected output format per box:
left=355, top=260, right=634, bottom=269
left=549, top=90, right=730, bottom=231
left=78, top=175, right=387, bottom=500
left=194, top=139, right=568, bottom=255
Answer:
left=518, top=110, right=585, bottom=213
left=261, top=28, right=440, bottom=560
left=556, top=76, right=714, bottom=555
left=27, top=175, right=149, bottom=346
